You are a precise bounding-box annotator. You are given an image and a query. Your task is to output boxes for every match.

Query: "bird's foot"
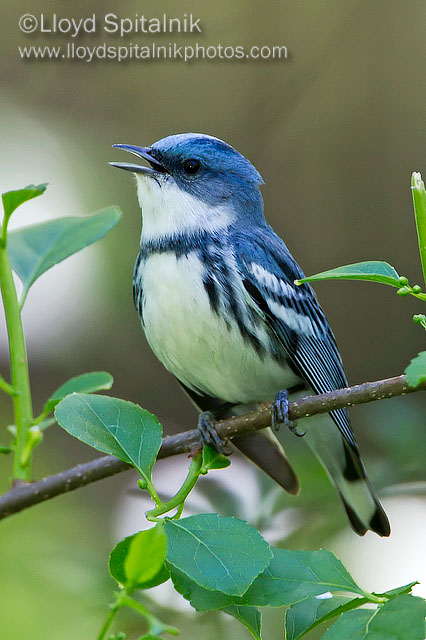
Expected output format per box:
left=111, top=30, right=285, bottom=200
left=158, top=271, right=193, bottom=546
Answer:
left=197, top=411, right=232, bottom=455
left=271, top=390, right=306, bottom=437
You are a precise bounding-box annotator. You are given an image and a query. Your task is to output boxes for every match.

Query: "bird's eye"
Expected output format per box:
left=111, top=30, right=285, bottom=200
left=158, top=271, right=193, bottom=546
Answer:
left=183, top=158, right=201, bottom=175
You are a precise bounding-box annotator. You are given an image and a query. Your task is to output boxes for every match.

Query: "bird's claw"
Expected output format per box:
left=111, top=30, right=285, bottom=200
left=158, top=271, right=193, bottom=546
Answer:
left=197, top=411, right=232, bottom=455
left=288, top=421, right=306, bottom=438
left=271, top=390, right=306, bottom=437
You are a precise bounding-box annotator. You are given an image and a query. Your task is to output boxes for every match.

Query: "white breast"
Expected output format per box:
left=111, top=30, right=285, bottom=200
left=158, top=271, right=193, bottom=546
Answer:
left=138, top=251, right=299, bottom=404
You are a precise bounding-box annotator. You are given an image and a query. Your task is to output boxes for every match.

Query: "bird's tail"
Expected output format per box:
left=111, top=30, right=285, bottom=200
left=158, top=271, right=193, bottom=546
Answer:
left=303, top=414, right=390, bottom=537
left=233, top=428, right=300, bottom=495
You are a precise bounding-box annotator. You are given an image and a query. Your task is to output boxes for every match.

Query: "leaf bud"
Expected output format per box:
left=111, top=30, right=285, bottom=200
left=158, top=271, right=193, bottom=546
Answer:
left=397, top=286, right=410, bottom=296
left=137, top=478, right=148, bottom=491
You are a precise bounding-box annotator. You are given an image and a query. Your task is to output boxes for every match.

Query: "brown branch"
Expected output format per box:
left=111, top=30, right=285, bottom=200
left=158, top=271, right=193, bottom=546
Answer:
left=0, top=374, right=424, bottom=521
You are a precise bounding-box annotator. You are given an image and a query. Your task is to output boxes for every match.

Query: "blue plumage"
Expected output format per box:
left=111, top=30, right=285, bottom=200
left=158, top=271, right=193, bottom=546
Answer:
left=233, top=224, right=357, bottom=449
left=111, top=133, right=390, bottom=537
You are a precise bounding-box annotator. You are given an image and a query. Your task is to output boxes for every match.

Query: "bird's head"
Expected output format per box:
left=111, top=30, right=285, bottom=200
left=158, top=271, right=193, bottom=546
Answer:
left=110, top=133, right=265, bottom=241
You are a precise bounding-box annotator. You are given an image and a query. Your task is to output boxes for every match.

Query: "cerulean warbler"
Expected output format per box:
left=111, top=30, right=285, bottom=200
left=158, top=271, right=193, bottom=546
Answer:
left=111, top=133, right=390, bottom=537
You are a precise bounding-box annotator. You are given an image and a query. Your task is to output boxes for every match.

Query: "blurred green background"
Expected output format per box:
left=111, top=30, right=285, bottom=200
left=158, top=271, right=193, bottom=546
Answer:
left=0, top=1, right=425, bottom=638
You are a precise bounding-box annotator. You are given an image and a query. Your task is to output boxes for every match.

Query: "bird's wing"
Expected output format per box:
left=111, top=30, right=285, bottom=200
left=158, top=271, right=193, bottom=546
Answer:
left=233, top=227, right=358, bottom=451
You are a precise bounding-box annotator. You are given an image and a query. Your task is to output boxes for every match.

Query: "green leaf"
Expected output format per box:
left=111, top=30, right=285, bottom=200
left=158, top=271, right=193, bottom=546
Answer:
left=2, top=184, right=47, bottom=221
left=111, top=534, right=169, bottom=590
left=55, top=393, right=128, bottom=461
left=241, top=548, right=364, bottom=607
left=44, top=371, right=114, bottom=413
left=322, top=594, right=426, bottom=639
left=223, top=605, right=262, bottom=640
left=296, top=261, right=401, bottom=288
left=55, top=394, right=162, bottom=479
left=124, top=526, right=167, bottom=590
left=104, top=413, right=162, bottom=481
left=405, top=352, right=426, bottom=388
left=285, top=594, right=366, bottom=640
left=169, top=566, right=235, bottom=611
left=164, top=514, right=272, bottom=597
left=109, top=526, right=168, bottom=590
left=170, top=565, right=264, bottom=638
left=169, top=547, right=364, bottom=611
left=375, top=581, right=418, bottom=598
left=201, top=445, right=231, bottom=472
left=7, top=206, right=121, bottom=302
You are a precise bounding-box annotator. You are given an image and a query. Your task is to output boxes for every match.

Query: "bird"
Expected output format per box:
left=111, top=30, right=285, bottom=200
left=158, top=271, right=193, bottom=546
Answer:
left=110, top=132, right=390, bottom=537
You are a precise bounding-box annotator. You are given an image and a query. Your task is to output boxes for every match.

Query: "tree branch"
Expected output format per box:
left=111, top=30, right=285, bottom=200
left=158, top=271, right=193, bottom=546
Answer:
left=0, top=374, right=424, bottom=520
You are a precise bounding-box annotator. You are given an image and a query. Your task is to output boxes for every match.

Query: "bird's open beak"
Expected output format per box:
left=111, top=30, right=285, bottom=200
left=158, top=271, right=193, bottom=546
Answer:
left=109, top=144, right=167, bottom=175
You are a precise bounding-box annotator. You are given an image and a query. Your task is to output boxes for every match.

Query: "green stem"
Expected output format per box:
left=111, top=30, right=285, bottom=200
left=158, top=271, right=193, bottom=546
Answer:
left=31, top=408, right=50, bottom=426
left=0, top=373, right=17, bottom=396
left=21, top=426, right=42, bottom=466
left=95, top=606, right=118, bottom=640
left=33, top=416, right=56, bottom=431
left=1, top=215, right=9, bottom=247
left=120, top=594, right=151, bottom=617
left=95, top=590, right=127, bottom=640
left=145, top=477, right=162, bottom=507
left=411, top=172, right=426, bottom=288
left=412, top=291, right=426, bottom=302
left=0, top=244, right=33, bottom=481
left=359, top=589, right=385, bottom=604
left=173, top=501, right=185, bottom=519
left=146, top=453, right=203, bottom=520
left=120, top=595, right=179, bottom=636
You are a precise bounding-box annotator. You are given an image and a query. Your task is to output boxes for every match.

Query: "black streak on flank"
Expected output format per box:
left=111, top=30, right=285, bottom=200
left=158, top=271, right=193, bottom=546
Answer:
left=203, top=274, right=220, bottom=314
left=204, top=260, right=266, bottom=358
left=243, top=278, right=271, bottom=316
left=221, top=277, right=265, bottom=357
left=243, top=277, right=299, bottom=367
left=133, top=251, right=144, bottom=311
